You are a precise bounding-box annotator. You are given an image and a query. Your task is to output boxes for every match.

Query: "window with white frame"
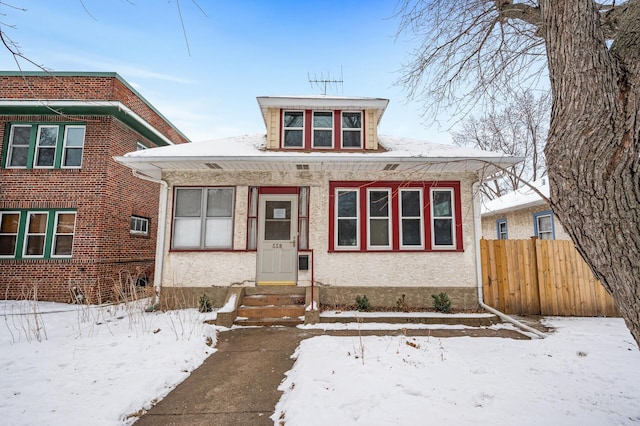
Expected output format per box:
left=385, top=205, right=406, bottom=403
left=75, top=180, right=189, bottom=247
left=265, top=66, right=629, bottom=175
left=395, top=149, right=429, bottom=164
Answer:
left=367, top=188, right=391, bottom=249
left=336, top=189, right=359, bottom=248
left=62, top=126, right=86, bottom=168
left=0, top=210, right=77, bottom=259
left=34, top=125, right=59, bottom=168
left=431, top=189, right=455, bottom=248
left=52, top=212, right=76, bottom=257
left=0, top=212, right=20, bottom=257
left=400, top=189, right=424, bottom=248
left=534, top=211, right=554, bottom=240
left=130, top=215, right=149, bottom=236
left=330, top=183, right=460, bottom=251
left=341, top=112, right=362, bottom=148
left=6, top=125, right=32, bottom=168
left=4, top=123, right=86, bottom=169
left=283, top=111, right=304, bottom=148
left=136, top=141, right=148, bottom=151
left=312, top=111, right=333, bottom=148
left=23, top=212, right=48, bottom=257
left=172, top=187, right=234, bottom=249
left=497, top=219, right=508, bottom=240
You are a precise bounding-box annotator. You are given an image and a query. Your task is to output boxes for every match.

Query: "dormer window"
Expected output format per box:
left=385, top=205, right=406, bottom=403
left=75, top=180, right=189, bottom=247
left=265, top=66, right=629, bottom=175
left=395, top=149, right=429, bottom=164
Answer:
left=342, top=112, right=362, bottom=148
left=312, top=111, right=333, bottom=148
left=283, top=111, right=304, bottom=148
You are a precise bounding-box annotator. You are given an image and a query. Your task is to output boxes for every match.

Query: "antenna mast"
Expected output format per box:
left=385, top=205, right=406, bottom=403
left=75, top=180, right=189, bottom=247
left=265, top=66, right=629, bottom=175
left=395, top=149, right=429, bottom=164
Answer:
left=308, top=67, right=344, bottom=95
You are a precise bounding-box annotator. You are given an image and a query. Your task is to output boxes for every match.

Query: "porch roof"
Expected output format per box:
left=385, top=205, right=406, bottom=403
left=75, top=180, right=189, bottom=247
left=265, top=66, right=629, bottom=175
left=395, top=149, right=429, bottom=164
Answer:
left=115, top=133, right=522, bottom=180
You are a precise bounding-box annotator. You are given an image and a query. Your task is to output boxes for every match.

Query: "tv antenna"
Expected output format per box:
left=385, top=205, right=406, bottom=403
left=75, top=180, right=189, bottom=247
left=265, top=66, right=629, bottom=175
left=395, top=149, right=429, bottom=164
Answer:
left=308, top=67, right=344, bottom=95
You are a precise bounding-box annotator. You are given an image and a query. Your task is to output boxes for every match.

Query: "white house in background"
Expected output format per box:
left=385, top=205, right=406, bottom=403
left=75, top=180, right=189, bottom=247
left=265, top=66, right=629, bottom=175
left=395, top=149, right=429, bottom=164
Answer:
left=116, top=95, right=520, bottom=313
left=481, top=178, right=570, bottom=240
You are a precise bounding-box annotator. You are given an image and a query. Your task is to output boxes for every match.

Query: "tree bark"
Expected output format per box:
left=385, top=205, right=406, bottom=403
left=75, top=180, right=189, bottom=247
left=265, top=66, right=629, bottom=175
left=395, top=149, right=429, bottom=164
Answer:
left=540, top=0, right=640, bottom=344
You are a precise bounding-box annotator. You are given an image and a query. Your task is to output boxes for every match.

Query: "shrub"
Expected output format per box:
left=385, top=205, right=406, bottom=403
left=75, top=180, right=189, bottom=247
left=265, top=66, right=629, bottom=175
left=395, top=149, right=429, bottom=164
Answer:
left=355, top=295, right=371, bottom=312
left=396, top=294, right=410, bottom=312
left=198, top=294, right=213, bottom=313
left=432, top=292, right=452, bottom=313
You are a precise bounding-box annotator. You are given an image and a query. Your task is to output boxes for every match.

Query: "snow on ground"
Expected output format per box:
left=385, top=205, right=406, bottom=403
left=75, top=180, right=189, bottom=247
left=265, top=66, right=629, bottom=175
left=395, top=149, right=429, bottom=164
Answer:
left=276, top=317, right=640, bottom=425
left=2, top=300, right=639, bottom=426
left=0, top=300, right=219, bottom=426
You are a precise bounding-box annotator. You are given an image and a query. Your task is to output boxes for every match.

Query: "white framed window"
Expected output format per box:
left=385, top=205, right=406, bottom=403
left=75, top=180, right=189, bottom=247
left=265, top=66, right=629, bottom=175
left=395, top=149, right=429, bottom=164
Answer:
left=497, top=219, right=508, bottom=240
left=283, top=111, right=304, bottom=148
left=34, top=125, right=59, bottom=168
left=23, top=212, right=48, bottom=258
left=534, top=211, right=554, bottom=240
left=367, top=188, right=392, bottom=249
left=6, top=125, right=32, bottom=168
left=431, top=188, right=455, bottom=249
left=400, top=189, right=424, bottom=249
left=62, top=125, right=85, bottom=168
left=173, top=187, right=234, bottom=249
left=341, top=111, right=362, bottom=148
left=0, top=211, right=20, bottom=258
left=335, top=189, right=359, bottom=249
left=52, top=212, right=76, bottom=257
left=130, top=216, right=149, bottom=236
left=312, top=111, right=333, bottom=148
left=136, top=141, right=148, bottom=151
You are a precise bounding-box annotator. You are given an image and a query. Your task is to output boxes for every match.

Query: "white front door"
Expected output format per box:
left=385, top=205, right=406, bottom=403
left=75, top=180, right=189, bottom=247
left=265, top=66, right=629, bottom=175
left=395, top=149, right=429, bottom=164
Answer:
left=256, top=194, right=298, bottom=285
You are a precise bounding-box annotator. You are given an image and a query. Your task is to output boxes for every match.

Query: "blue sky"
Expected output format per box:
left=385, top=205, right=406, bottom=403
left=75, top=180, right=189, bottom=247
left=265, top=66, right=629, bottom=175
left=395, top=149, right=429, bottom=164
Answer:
left=0, top=1, right=453, bottom=144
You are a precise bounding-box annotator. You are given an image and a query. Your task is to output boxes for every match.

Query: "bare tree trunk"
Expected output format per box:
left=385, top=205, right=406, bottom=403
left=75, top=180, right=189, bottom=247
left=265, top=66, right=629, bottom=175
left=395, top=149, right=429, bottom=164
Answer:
left=541, top=0, right=640, bottom=344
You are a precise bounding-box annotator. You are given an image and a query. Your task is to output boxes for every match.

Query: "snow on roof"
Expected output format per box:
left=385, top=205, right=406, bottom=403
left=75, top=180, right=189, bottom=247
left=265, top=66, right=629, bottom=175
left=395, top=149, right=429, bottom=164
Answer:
left=482, top=178, right=550, bottom=216
left=123, top=133, right=518, bottom=161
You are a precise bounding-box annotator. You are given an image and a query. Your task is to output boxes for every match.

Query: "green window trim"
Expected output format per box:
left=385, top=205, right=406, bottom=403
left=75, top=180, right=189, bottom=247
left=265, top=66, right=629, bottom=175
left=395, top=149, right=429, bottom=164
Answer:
left=3, top=123, right=86, bottom=170
left=0, top=209, right=77, bottom=260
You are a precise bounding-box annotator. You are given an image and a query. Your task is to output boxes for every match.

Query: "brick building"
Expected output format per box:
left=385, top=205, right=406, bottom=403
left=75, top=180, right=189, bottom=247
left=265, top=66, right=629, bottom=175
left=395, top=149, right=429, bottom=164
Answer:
left=0, top=72, right=190, bottom=303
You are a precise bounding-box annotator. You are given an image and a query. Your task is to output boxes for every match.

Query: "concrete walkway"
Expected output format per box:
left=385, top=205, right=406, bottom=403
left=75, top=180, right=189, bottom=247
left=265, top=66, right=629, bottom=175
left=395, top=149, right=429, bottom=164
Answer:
left=134, top=327, right=319, bottom=425
left=134, top=326, right=529, bottom=425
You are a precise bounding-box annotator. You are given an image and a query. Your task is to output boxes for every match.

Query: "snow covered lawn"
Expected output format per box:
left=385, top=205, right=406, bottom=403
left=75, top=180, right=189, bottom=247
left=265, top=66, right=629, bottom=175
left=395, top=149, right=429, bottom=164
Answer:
left=0, top=300, right=219, bottom=426
left=2, top=300, right=639, bottom=426
left=275, top=318, right=640, bottom=425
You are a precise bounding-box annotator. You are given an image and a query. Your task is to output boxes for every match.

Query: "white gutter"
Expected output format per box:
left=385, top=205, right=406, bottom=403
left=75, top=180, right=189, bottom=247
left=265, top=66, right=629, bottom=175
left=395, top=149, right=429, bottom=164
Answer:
left=472, top=180, right=547, bottom=339
left=0, top=100, right=175, bottom=146
left=132, top=169, right=169, bottom=308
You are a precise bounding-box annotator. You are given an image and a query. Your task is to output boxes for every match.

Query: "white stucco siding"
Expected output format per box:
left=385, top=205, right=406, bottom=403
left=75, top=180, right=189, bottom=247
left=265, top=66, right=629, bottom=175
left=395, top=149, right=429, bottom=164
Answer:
left=159, top=169, right=480, bottom=289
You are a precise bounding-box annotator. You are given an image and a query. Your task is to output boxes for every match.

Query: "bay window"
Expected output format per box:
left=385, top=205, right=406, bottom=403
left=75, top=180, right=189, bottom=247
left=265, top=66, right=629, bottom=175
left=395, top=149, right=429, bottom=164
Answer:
left=173, top=187, right=234, bottom=249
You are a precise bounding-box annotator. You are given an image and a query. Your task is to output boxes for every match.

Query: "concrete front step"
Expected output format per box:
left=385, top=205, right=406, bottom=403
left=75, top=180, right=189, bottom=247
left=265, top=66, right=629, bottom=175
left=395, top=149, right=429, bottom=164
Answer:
left=234, top=317, right=304, bottom=327
left=244, top=286, right=305, bottom=296
left=241, top=294, right=306, bottom=307
left=237, top=305, right=306, bottom=319
left=320, top=313, right=499, bottom=327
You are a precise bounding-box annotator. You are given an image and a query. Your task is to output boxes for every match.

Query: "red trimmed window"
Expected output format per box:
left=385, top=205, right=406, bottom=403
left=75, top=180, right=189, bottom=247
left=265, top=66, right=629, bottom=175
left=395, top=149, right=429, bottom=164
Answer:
left=281, top=110, right=364, bottom=150
left=329, top=181, right=463, bottom=252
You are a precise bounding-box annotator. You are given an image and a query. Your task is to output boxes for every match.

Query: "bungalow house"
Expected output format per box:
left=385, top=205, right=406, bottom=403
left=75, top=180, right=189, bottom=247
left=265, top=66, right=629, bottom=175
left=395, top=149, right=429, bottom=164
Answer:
left=481, top=178, right=570, bottom=240
left=115, top=95, right=520, bottom=320
left=0, top=72, right=190, bottom=303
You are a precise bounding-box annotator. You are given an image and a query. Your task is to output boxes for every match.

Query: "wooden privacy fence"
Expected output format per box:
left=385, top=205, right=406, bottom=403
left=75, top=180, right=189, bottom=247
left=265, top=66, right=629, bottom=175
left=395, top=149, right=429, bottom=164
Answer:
left=480, top=239, right=619, bottom=317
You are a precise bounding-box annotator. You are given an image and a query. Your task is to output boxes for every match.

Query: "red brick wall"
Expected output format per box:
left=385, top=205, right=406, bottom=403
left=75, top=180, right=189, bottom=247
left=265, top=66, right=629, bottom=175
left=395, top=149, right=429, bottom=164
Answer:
left=0, top=74, right=188, bottom=303
left=0, top=74, right=190, bottom=146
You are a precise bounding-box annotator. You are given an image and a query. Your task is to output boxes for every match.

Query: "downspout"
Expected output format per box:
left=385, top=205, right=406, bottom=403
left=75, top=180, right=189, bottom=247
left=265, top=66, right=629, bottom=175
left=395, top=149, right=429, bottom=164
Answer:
left=472, top=180, right=546, bottom=339
left=133, top=170, right=168, bottom=309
